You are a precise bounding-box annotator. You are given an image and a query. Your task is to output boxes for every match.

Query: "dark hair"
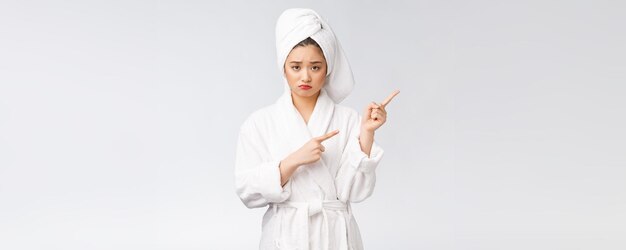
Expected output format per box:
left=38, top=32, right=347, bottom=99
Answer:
left=293, top=37, right=322, bottom=50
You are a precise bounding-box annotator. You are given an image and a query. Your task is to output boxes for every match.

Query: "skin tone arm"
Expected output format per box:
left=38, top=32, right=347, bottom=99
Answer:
left=359, top=90, right=400, bottom=156
left=278, top=160, right=297, bottom=187
left=358, top=130, right=375, bottom=157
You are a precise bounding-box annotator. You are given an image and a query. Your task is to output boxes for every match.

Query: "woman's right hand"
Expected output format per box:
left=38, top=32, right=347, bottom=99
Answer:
left=279, top=130, right=339, bottom=186
left=287, top=129, right=339, bottom=165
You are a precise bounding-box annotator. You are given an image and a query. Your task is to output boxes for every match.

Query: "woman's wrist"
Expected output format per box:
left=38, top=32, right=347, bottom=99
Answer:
left=360, top=128, right=375, bottom=137
left=279, top=155, right=301, bottom=186
left=281, top=155, right=299, bottom=171
left=359, top=129, right=375, bottom=157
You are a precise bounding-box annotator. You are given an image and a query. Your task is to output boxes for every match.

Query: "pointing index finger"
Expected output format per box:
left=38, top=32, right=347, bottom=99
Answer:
left=380, top=90, right=400, bottom=107
left=316, top=130, right=339, bottom=142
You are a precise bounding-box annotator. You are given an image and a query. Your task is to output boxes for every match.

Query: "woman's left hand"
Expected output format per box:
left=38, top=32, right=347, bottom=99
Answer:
left=361, top=90, right=400, bottom=133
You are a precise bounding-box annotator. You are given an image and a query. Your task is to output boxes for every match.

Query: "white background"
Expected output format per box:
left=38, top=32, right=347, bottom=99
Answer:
left=1, top=0, right=624, bottom=249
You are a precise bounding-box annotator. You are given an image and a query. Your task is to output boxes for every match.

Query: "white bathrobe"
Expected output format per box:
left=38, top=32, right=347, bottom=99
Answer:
left=235, top=88, right=384, bottom=250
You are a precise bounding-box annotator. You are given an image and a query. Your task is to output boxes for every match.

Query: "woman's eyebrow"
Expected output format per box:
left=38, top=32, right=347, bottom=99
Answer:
left=288, top=61, right=323, bottom=64
left=289, top=61, right=323, bottom=64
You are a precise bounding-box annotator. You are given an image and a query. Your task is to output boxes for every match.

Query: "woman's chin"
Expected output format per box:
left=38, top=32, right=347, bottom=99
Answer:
left=292, top=89, right=320, bottom=98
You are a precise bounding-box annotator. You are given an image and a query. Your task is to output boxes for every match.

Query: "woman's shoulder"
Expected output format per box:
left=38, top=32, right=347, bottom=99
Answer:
left=239, top=103, right=279, bottom=131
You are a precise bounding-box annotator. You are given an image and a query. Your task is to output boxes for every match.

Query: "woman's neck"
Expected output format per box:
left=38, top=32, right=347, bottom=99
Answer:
left=291, top=91, right=320, bottom=124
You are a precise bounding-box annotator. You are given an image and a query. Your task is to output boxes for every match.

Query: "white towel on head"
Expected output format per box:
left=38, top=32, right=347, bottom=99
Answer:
left=275, top=8, right=355, bottom=103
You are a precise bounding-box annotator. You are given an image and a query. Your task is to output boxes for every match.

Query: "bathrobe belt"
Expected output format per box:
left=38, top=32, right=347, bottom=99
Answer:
left=271, top=200, right=353, bottom=250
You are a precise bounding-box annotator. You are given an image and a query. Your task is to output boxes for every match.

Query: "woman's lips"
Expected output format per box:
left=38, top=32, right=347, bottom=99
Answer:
left=298, top=85, right=312, bottom=90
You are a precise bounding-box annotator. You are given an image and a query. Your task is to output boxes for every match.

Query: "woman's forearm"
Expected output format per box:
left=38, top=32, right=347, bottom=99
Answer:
left=359, top=129, right=375, bottom=157
left=279, top=157, right=299, bottom=186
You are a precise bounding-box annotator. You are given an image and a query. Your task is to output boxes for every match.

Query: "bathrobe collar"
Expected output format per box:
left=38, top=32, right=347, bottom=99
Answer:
left=278, top=86, right=335, bottom=138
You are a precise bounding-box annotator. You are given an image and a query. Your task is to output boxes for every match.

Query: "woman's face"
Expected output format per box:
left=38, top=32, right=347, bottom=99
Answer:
left=283, top=45, right=327, bottom=99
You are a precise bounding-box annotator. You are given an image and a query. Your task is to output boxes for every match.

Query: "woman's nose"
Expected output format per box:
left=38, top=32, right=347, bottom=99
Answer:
left=302, top=70, right=312, bottom=83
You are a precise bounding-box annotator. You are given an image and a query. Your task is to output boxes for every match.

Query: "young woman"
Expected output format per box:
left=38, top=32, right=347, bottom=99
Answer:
left=235, top=8, right=399, bottom=250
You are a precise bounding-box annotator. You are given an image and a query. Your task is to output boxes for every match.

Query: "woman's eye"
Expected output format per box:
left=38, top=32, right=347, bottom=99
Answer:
left=291, top=66, right=300, bottom=70
left=312, top=66, right=320, bottom=71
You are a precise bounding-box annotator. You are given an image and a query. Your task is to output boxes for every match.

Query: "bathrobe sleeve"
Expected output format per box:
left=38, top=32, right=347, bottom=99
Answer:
left=335, top=113, right=384, bottom=203
left=235, top=119, right=291, bottom=208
